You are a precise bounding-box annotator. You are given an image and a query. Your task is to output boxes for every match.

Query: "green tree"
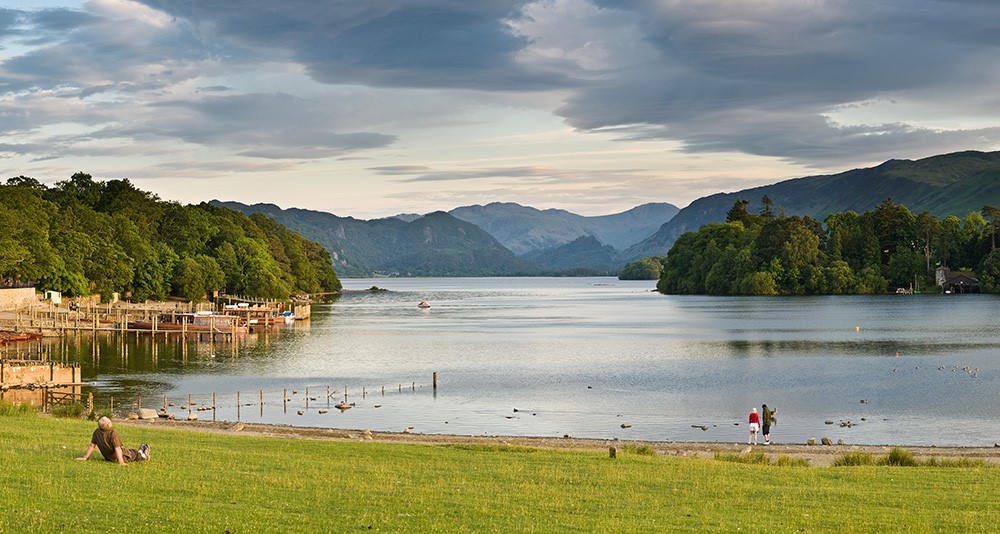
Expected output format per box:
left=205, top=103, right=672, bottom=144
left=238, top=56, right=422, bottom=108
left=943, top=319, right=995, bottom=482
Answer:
left=619, top=257, right=666, bottom=280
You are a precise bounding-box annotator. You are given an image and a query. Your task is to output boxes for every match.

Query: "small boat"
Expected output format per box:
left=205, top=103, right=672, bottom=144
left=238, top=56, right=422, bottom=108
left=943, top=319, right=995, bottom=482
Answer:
left=417, top=301, right=431, bottom=308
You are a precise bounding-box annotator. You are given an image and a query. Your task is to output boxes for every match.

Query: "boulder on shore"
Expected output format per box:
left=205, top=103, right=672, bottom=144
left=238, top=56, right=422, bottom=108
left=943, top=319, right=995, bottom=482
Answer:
left=137, top=408, right=159, bottom=420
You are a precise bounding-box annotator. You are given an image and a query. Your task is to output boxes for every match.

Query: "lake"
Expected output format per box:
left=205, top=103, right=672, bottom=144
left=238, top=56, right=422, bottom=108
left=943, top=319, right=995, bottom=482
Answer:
left=21, top=277, right=1000, bottom=446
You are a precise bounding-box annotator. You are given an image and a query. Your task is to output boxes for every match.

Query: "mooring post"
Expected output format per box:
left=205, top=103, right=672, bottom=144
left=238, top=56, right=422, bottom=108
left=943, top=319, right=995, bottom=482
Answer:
left=237, top=390, right=241, bottom=421
left=163, top=395, right=167, bottom=412
left=137, top=395, right=141, bottom=411
left=305, top=386, right=309, bottom=409
left=433, top=371, right=437, bottom=390
left=213, top=392, right=217, bottom=422
left=283, top=388, right=287, bottom=413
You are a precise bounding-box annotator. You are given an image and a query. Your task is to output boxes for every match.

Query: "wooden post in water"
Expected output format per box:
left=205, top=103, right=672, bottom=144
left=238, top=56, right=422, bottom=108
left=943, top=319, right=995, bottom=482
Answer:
left=381, top=385, right=385, bottom=396
left=305, top=387, right=309, bottom=409
left=163, top=395, right=167, bottom=412
left=188, top=393, right=192, bottom=418
left=237, top=390, right=241, bottom=421
left=283, top=388, right=287, bottom=414
left=213, top=392, right=217, bottom=422
left=433, top=371, right=437, bottom=391
left=137, top=395, right=141, bottom=411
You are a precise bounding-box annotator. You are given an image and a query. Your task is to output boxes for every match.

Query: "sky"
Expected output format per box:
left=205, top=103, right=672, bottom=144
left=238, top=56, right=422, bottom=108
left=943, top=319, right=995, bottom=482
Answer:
left=2, top=0, right=999, bottom=219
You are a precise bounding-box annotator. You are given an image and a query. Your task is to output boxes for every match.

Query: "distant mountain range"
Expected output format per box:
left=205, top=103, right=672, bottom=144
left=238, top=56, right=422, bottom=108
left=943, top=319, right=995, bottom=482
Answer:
left=623, top=150, right=1000, bottom=261
left=448, top=202, right=679, bottom=255
left=212, top=201, right=677, bottom=276
left=216, top=150, right=1000, bottom=276
left=211, top=203, right=538, bottom=277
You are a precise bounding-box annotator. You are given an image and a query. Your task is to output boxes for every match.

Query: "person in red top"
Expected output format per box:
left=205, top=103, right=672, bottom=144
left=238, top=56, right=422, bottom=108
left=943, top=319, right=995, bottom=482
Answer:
left=748, top=407, right=760, bottom=445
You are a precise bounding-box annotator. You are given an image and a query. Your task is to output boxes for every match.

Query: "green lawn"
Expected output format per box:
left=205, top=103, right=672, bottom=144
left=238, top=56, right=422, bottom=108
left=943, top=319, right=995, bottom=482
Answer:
left=1, top=410, right=998, bottom=532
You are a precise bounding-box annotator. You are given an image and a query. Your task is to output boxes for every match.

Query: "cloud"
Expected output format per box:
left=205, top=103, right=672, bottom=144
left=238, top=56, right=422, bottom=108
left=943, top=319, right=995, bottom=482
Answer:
left=3, top=0, right=1000, bottom=188
left=543, top=0, right=1000, bottom=165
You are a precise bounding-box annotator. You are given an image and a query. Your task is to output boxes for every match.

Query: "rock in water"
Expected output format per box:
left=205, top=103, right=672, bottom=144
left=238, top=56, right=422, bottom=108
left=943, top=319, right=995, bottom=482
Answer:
left=821, top=437, right=833, bottom=446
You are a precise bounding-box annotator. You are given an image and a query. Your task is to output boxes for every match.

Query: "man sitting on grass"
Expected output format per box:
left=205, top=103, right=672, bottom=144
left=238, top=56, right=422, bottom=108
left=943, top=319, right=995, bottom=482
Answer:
left=76, top=416, right=150, bottom=466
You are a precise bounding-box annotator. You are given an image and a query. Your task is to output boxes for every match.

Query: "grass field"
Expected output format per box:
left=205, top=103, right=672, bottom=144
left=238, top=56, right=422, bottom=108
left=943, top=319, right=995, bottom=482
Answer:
left=1, top=408, right=998, bottom=532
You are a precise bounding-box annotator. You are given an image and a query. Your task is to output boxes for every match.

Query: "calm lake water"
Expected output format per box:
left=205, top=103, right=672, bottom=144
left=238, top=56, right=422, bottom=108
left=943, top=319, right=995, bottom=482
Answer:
left=23, top=277, right=1000, bottom=446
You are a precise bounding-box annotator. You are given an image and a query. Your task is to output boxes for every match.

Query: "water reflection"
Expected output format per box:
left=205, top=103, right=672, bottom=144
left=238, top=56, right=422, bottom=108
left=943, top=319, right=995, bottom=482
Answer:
left=5, top=279, right=1000, bottom=446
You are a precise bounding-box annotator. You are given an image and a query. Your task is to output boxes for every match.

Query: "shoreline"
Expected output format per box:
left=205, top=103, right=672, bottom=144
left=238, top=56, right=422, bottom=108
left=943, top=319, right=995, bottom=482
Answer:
left=120, top=418, right=1000, bottom=467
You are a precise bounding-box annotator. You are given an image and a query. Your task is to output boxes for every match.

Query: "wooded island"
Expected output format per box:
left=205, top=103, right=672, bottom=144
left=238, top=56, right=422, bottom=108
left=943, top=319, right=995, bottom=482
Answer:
left=654, top=197, right=1000, bottom=295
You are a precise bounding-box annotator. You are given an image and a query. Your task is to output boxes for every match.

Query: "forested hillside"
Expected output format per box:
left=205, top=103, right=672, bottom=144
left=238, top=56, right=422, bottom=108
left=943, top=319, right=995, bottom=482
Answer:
left=657, top=198, right=1000, bottom=295
left=0, top=173, right=340, bottom=301
left=626, top=150, right=1000, bottom=262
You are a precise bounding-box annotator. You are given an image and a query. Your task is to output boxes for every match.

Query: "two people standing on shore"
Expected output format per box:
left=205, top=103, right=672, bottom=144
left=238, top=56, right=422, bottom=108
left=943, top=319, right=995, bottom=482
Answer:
left=748, top=405, right=777, bottom=445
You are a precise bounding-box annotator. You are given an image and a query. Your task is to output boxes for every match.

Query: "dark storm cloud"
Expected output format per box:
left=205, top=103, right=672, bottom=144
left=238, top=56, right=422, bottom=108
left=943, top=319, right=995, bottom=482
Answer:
left=133, top=0, right=569, bottom=90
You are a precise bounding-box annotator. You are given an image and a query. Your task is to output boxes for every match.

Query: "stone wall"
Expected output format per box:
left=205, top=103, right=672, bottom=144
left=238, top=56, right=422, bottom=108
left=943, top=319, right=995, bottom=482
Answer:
left=0, top=288, right=38, bottom=311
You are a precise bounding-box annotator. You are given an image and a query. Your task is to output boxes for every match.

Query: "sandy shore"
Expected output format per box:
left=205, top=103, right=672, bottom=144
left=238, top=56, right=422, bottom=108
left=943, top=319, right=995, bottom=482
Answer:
left=121, top=418, right=1000, bottom=467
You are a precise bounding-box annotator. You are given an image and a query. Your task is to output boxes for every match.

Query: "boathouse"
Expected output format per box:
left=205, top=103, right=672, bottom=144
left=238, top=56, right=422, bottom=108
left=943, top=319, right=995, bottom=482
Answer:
left=935, top=267, right=980, bottom=293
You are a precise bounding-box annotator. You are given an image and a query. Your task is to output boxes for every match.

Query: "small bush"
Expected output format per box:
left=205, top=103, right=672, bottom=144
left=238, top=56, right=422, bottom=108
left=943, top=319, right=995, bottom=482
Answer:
left=880, top=447, right=919, bottom=467
left=0, top=399, right=34, bottom=416
left=833, top=451, right=877, bottom=467
left=775, top=455, right=809, bottom=467
left=50, top=403, right=86, bottom=418
left=714, top=451, right=771, bottom=465
left=622, top=444, right=656, bottom=456
left=922, top=457, right=987, bottom=468
left=88, top=408, right=112, bottom=421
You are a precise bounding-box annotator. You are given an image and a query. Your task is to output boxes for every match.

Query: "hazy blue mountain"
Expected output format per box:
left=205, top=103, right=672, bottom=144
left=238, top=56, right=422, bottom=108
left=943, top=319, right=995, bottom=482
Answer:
left=621, top=150, right=1000, bottom=262
left=211, top=202, right=538, bottom=277
left=522, top=235, right=621, bottom=275
left=449, top=202, right=680, bottom=256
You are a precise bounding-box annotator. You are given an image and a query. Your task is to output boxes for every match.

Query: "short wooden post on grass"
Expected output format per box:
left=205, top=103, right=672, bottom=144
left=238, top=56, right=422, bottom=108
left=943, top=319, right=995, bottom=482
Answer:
left=609, top=446, right=618, bottom=459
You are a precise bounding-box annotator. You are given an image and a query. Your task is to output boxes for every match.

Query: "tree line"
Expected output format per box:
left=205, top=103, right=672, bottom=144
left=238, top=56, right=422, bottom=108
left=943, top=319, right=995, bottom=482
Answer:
left=0, top=173, right=341, bottom=302
left=655, top=196, right=1000, bottom=295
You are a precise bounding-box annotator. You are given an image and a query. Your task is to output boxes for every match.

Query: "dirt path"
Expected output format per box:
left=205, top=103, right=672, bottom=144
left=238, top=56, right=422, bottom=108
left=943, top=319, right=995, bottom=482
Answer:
left=122, top=418, right=1000, bottom=467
